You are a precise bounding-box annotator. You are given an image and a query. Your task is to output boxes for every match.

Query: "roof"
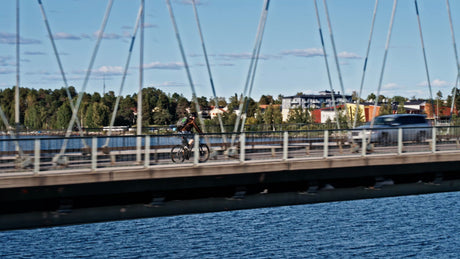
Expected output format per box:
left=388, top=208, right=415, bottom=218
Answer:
left=377, top=114, right=426, bottom=118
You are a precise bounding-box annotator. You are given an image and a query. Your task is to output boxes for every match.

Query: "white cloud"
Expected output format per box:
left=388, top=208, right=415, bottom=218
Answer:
left=0, top=32, right=41, bottom=44
left=281, top=49, right=360, bottom=60
left=71, top=66, right=125, bottom=76
left=142, top=23, right=157, bottom=28
left=432, top=79, right=451, bottom=88
left=218, top=52, right=275, bottom=60
left=94, top=66, right=124, bottom=75
left=53, top=32, right=81, bottom=40
left=0, top=56, right=13, bottom=66
left=93, top=31, right=123, bottom=40
left=0, top=67, right=14, bottom=74
left=144, top=62, right=184, bottom=70
left=281, top=48, right=324, bottom=58
left=417, top=79, right=452, bottom=88
left=24, top=51, right=46, bottom=56
left=178, top=0, right=204, bottom=5
left=338, top=51, right=361, bottom=59
left=382, top=83, right=399, bottom=90
left=151, top=81, right=186, bottom=87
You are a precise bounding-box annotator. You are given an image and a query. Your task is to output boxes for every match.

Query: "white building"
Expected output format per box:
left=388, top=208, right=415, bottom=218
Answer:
left=281, top=90, right=352, bottom=121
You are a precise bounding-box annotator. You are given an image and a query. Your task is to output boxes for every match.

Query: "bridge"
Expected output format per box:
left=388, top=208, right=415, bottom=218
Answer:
left=1, top=127, right=460, bottom=230
left=1, top=0, right=460, bottom=230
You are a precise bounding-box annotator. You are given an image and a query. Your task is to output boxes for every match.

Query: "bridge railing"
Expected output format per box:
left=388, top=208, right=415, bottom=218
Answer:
left=1, top=126, right=460, bottom=174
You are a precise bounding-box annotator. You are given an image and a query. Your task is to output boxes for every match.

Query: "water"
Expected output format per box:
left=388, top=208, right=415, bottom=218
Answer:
left=1, top=192, right=458, bottom=258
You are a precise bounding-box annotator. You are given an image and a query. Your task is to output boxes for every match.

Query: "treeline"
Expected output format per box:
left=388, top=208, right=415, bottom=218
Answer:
left=0, top=86, right=291, bottom=130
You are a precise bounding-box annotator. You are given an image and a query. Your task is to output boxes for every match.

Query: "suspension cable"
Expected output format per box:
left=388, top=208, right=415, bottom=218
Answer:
left=323, top=0, right=351, bottom=128
left=53, top=0, right=114, bottom=163
left=446, top=0, right=460, bottom=122
left=314, top=0, right=339, bottom=130
left=353, top=0, right=379, bottom=128
left=191, top=0, right=227, bottom=142
left=370, top=0, right=398, bottom=128
left=166, top=0, right=207, bottom=134
left=5, top=0, right=25, bottom=157
left=37, top=0, right=88, bottom=148
left=414, top=0, right=435, bottom=123
left=104, top=2, right=143, bottom=148
left=451, top=74, right=460, bottom=123
left=137, top=0, right=144, bottom=138
left=230, top=0, right=270, bottom=146
left=15, top=0, right=20, bottom=129
left=240, top=0, right=270, bottom=133
left=0, top=107, right=25, bottom=157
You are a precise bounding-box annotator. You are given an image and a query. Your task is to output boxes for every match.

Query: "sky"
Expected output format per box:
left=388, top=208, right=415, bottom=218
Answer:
left=1, top=0, right=460, bottom=102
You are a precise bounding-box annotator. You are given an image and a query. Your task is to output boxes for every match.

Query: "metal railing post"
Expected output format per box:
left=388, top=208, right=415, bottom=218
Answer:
left=283, top=131, right=288, bottom=161
left=136, top=136, right=142, bottom=163
left=144, top=135, right=150, bottom=168
left=361, top=129, right=367, bottom=157
left=91, top=137, right=97, bottom=171
left=432, top=127, right=436, bottom=153
left=194, top=134, right=199, bottom=165
left=323, top=130, right=329, bottom=158
left=240, top=133, right=246, bottom=163
left=34, top=139, right=40, bottom=174
left=398, top=128, right=403, bottom=155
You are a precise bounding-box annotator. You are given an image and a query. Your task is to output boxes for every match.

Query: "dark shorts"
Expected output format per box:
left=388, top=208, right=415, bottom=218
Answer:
left=178, top=131, right=193, bottom=139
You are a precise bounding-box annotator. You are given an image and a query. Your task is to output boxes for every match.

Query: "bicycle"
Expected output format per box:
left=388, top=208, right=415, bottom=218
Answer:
left=171, top=136, right=210, bottom=163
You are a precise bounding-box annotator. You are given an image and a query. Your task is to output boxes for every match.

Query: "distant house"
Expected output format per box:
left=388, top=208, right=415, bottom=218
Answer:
left=310, top=103, right=381, bottom=123
left=259, top=104, right=281, bottom=112
left=209, top=106, right=227, bottom=119
left=282, top=90, right=352, bottom=121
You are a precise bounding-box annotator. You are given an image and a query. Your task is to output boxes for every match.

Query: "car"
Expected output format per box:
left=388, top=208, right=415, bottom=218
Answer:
left=348, top=114, right=432, bottom=145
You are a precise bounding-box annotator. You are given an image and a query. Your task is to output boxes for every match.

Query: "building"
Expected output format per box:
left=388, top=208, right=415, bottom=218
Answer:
left=209, top=106, right=227, bottom=119
left=282, top=90, right=353, bottom=121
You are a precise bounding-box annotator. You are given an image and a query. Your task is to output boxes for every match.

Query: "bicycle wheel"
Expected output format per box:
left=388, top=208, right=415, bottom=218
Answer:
left=198, top=143, right=210, bottom=162
left=171, top=145, right=185, bottom=163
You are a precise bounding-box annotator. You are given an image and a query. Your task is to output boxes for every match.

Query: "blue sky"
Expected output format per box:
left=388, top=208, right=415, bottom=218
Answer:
left=1, top=0, right=459, bottom=101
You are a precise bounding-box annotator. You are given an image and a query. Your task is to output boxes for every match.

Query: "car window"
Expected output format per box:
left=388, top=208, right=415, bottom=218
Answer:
left=373, top=117, right=394, bottom=125
left=396, top=115, right=428, bottom=125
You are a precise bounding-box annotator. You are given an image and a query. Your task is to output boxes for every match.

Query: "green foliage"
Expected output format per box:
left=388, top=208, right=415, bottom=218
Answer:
left=56, top=101, right=72, bottom=129
left=287, top=106, right=311, bottom=124
left=397, top=102, right=406, bottom=114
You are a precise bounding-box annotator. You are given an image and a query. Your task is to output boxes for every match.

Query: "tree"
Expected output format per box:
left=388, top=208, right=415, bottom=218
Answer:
left=24, top=104, right=44, bottom=129
left=393, top=95, right=407, bottom=104
left=367, top=93, right=376, bottom=102
left=436, top=90, right=443, bottom=118
left=379, top=103, right=392, bottom=116
left=259, top=95, right=274, bottom=105
left=56, top=101, right=72, bottom=129
left=263, top=105, right=274, bottom=125
left=288, top=106, right=311, bottom=123
left=274, top=94, right=283, bottom=104
left=397, top=102, right=406, bottom=114
left=227, top=93, right=239, bottom=112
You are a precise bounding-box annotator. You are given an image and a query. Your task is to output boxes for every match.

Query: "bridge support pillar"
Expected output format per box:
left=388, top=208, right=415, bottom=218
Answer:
left=374, top=177, right=394, bottom=189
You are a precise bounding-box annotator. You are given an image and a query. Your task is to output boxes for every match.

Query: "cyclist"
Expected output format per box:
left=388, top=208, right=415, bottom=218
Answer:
left=179, top=112, right=202, bottom=149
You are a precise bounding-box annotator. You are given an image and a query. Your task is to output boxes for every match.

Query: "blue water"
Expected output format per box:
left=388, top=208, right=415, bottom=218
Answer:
left=1, top=192, right=458, bottom=258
